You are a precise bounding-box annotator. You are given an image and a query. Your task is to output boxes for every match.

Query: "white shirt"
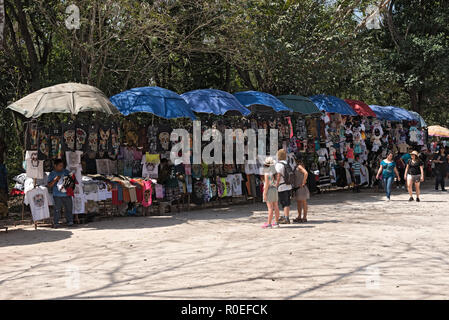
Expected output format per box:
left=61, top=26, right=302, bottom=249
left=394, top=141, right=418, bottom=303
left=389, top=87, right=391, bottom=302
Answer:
left=275, top=160, right=292, bottom=192
left=25, top=187, right=51, bottom=221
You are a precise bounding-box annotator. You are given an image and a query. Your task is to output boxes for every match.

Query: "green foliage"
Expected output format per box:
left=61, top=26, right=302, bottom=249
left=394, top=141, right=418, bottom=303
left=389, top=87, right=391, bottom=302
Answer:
left=0, top=0, right=448, bottom=182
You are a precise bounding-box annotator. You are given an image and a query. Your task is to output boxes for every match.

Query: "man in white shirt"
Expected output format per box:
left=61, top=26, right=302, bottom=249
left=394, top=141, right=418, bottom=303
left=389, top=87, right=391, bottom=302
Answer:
left=275, top=149, right=292, bottom=224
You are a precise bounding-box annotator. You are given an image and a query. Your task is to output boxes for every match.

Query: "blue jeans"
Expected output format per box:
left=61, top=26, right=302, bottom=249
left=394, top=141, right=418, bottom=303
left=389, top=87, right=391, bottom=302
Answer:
left=53, top=196, right=73, bottom=225
left=383, top=176, right=394, bottom=199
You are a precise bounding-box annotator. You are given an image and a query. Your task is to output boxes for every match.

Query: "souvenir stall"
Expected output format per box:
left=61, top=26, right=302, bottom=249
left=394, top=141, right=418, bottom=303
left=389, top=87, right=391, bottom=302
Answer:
left=309, top=95, right=358, bottom=191
left=181, top=89, right=254, bottom=206
left=110, top=86, right=197, bottom=215
left=234, top=91, right=294, bottom=201
left=7, top=83, right=120, bottom=228
left=277, top=95, right=323, bottom=193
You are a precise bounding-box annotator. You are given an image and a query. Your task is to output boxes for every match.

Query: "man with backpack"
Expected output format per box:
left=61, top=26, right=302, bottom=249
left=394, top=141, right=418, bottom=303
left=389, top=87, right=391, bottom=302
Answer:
left=275, top=149, right=294, bottom=224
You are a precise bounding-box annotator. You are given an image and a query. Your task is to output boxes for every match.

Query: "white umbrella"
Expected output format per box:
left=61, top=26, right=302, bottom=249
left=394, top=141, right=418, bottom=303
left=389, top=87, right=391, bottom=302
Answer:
left=7, top=83, right=119, bottom=118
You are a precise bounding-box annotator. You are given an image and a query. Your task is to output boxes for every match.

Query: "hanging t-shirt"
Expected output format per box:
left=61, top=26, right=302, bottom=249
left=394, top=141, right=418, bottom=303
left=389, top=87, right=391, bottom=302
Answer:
left=75, top=124, right=88, bottom=152
left=26, top=122, right=39, bottom=151
left=25, top=187, right=51, bottom=221
left=192, top=179, right=205, bottom=205
left=225, top=175, right=234, bottom=197
left=155, top=184, right=165, bottom=199
left=38, top=128, right=50, bottom=160
left=63, top=123, right=76, bottom=151
left=50, top=126, right=63, bottom=160
left=87, top=124, right=99, bottom=155
left=147, top=126, right=158, bottom=153
left=157, top=126, right=172, bottom=152
left=72, top=192, right=86, bottom=214
left=232, top=173, right=243, bottom=196
left=142, top=161, right=158, bottom=179
left=186, top=175, right=193, bottom=193
left=25, top=150, right=44, bottom=179
left=142, top=180, right=153, bottom=207
left=66, top=151, right=83, bottom=167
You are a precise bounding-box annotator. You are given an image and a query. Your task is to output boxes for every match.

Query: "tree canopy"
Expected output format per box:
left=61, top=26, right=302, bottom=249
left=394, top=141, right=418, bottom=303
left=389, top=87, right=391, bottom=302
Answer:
left=1, top=0, right=448, bottom=178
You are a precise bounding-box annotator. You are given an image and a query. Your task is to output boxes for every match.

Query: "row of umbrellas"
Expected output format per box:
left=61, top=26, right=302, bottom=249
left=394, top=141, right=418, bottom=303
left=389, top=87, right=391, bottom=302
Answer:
left=6, top=83, right=437, bottom=132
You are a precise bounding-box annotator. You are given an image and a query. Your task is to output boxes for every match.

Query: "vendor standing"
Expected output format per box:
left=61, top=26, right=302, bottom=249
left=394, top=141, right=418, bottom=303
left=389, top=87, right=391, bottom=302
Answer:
left=47, top=159, right=74, bottom=227
left=433, top=147, right=448, bottom=191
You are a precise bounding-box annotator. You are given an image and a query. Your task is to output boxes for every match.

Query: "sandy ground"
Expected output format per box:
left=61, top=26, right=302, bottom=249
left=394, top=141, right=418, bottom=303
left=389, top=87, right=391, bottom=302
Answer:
left=1, top=183, right=449, bottom=300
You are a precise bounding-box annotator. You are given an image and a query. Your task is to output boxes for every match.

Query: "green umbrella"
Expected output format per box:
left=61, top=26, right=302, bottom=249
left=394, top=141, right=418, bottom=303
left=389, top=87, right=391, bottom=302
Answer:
left=277, top=95, right=321, bottom=115
left=7, top=83, right=119, bottom=118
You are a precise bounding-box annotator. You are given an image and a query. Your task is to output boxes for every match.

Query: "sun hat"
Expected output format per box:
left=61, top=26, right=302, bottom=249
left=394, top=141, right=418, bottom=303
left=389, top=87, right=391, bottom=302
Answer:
left=411, top=150, right=419, bottom=156
left=264, top=157, right=276, bottom=166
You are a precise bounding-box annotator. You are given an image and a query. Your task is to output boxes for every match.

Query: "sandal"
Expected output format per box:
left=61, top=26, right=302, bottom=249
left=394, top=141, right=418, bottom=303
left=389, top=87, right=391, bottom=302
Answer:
left=293, top=217, right=302, bottom=223
left=302, top=218, right=308, bottom=223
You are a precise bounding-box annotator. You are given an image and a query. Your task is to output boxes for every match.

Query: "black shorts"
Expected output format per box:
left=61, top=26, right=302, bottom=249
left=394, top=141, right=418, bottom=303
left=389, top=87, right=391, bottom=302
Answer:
left=278, top=190, right=291, bottom=208
left=354, top=175, right=361, bottom=185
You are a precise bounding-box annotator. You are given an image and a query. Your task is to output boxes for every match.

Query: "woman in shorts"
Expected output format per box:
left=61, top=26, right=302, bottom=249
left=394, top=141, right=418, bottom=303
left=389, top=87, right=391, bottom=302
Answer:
left=404, top=151, right=425, bottom=202
left=262, top=157, right=280, bottom=229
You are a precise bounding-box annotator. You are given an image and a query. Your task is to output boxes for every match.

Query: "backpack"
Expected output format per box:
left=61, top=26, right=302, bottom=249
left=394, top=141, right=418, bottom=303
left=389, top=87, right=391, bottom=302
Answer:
left=281, top=162, right=295, bottom=186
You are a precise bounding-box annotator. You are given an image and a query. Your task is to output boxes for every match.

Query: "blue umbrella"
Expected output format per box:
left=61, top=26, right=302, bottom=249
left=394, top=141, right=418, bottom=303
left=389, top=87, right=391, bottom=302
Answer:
left=388, top=106, right=417, bottom=121
left=369, top=105, right=396, bottom=121
left=409, top=111, right=427, bottom=127
left=181, top=89, right=251, bottom=116
left=309, top=95, right=358, bottom=116
left=110, top=86, right=196, bottom=120
left=370, top=105, right=416, bottom=122
left=233, top=91, right=292, bottom=112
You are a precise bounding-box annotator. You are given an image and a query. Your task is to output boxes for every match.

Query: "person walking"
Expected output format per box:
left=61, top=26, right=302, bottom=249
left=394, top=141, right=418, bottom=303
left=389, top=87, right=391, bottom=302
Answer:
left=376, top=151, right=401, bottom=201
left=405, top=151, right=425, bottom=202
left=351, top=155, right=364, bottom=193
left=292, top=156, right=310, bottom=223
left=262, top=157, right=280, bottom=229
left=398, top=149, right=411, bottom=190
left=433, top=147, right=448, bottom=191
left=275, top=149, right=293, bottom=224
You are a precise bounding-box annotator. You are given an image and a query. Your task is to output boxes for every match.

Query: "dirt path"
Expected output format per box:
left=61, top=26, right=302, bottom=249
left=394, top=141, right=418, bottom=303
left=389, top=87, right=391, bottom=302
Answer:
left=1, top=184, right=448, bottom=299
